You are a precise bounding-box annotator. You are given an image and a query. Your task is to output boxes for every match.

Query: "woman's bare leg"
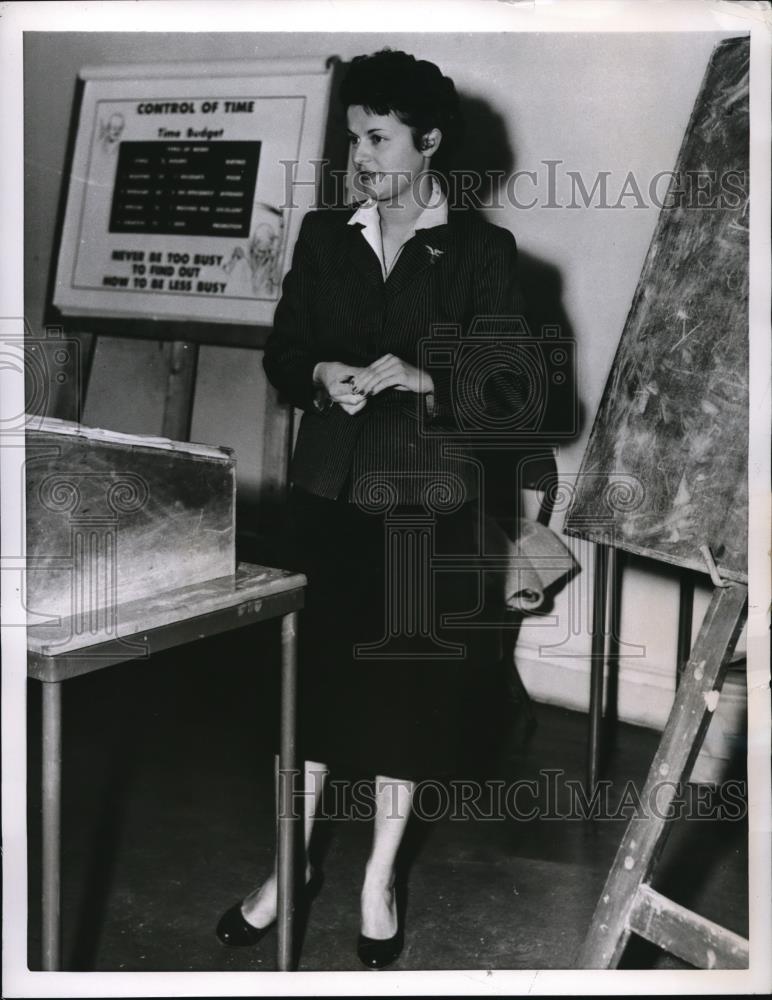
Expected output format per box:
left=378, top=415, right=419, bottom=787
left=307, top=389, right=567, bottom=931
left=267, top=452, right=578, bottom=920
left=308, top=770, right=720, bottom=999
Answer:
left=360, top=775, right=415, bottom=939
left=241, top=757, right=327, bottom=927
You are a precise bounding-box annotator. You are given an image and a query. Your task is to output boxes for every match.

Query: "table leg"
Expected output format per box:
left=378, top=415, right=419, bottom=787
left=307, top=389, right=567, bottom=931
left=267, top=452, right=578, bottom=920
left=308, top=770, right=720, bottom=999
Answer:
left=277, top=611, right=298, bottom=971
left=41, top=681, right=62, bottom=970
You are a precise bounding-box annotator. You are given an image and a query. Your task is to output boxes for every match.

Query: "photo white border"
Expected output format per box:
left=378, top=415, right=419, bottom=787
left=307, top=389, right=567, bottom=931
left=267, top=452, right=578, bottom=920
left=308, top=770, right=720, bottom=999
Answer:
left=2, top=2, right=770, bottom=997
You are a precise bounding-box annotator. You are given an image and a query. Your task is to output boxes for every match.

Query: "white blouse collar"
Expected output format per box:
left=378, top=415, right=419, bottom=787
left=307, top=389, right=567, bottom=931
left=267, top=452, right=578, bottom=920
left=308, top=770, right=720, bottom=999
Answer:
left=348, top=175, right=447, bottom=231
left=347, top=177, right=448, bottom=278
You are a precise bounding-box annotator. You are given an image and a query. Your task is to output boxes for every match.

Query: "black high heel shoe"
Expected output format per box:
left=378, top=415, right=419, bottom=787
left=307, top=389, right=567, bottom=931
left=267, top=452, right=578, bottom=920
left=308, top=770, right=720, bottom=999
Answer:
left=216, top=868, right=323, bottom=947
left=357, top=882, right=404, bottom=969
left=356, top=926, right=404, bottom=969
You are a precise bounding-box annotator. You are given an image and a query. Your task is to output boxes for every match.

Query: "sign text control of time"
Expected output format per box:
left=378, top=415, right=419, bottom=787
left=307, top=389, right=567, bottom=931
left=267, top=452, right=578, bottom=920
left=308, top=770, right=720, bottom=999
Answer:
left=53, top=62, right=334, bottom=329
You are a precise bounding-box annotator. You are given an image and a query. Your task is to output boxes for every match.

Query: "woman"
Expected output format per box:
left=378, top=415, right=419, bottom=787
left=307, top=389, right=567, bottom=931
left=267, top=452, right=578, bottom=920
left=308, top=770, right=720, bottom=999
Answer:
left=216, top=48, right=528, bottom=968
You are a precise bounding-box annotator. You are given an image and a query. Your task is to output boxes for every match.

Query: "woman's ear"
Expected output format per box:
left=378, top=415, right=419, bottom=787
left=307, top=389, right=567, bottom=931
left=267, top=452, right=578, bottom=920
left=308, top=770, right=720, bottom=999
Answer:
left=420, top=128, right=443, bottom=158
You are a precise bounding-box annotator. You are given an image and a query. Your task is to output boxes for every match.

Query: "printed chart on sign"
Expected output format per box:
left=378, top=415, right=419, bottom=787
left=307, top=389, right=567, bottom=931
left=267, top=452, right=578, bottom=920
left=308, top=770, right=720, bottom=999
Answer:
left=109, top=141, right=260, bottom=238
left=53, top=62, right=334, bottom=327
left=105, top=140, right=261, bottom=298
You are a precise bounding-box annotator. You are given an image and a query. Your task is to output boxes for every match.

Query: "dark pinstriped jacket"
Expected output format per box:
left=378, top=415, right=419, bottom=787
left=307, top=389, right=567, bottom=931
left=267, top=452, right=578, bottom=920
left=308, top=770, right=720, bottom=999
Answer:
left=263, top=204, right=530, bottom=505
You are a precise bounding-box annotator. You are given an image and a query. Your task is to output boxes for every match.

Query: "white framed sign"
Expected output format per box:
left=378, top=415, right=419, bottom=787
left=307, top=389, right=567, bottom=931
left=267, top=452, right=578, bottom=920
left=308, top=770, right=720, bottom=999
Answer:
left=53, top=58, right=335, bottom=327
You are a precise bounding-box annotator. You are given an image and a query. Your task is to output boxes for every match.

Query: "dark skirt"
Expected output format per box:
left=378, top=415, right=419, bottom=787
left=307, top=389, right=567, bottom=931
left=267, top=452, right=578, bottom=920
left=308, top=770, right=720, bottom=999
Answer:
left=279, top=485, right=491, bottom=782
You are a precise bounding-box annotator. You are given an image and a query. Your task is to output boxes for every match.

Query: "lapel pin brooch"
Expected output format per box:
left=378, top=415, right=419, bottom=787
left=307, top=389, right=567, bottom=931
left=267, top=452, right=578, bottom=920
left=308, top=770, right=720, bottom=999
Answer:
left=425, top=244, right=445, bottom=262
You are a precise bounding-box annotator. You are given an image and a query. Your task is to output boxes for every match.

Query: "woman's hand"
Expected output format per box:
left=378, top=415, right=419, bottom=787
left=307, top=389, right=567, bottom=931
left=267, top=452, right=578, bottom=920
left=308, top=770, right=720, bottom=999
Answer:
left=313, top=361, right=370, bottom=415
left=352, top=354, right=435, bottom=398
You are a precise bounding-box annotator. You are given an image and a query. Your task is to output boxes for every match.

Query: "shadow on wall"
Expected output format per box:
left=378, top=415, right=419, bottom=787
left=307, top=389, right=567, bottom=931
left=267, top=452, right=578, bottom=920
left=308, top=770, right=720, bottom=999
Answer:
left=450, top=92, right=586, bottom=530
left=454, top=91, right=585, bottom=447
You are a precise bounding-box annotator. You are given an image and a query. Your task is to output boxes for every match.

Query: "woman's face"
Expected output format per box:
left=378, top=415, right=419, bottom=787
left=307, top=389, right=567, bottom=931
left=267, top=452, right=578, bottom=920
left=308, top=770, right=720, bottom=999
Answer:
left=346, top=105, right=429, bottom=204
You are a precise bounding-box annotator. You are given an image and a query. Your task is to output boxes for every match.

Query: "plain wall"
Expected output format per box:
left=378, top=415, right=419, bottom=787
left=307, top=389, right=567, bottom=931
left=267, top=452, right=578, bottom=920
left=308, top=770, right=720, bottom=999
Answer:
left=23, top=31, right=744, bottom=747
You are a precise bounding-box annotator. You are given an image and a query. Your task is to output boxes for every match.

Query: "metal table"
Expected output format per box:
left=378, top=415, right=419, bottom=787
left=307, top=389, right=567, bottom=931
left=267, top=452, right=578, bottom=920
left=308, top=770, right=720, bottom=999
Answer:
left=27, top=562, right=306, bottom=972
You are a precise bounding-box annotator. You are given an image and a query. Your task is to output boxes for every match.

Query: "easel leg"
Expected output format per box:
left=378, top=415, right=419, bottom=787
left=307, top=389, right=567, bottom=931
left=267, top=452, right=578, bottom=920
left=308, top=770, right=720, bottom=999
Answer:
left=161, top=341, right=199, bottom=441
left=576, top=583, right=747, bottom=968
left=587, top=543, right=611, bottom=792
left=73, top=331, right=97, bottom=424
left=676, top=573, right=695, bottom=689
left=277, top=611, right=299, bottom=971
left=41, top=681, right=62, bottom=971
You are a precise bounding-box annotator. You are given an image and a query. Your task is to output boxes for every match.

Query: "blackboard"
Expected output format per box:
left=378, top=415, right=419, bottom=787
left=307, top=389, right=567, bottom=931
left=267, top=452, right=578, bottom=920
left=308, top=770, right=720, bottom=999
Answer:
left=564, top=36, right=749, bottom=584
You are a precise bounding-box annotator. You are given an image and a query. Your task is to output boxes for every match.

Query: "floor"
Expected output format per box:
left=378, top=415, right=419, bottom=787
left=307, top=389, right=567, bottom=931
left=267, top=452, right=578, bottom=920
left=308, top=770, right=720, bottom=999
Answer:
left=25, top=621, right=748, bottom=973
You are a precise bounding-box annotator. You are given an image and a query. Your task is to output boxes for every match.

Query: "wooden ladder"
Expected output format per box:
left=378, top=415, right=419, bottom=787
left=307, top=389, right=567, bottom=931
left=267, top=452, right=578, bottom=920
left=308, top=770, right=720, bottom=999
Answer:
left=576, top=582, right=749, bottom=970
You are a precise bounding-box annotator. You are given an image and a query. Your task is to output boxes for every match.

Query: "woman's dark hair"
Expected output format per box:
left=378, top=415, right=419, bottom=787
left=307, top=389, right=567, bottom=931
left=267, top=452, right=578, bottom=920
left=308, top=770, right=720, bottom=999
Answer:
left=339, top=48, right=463, bottom=173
